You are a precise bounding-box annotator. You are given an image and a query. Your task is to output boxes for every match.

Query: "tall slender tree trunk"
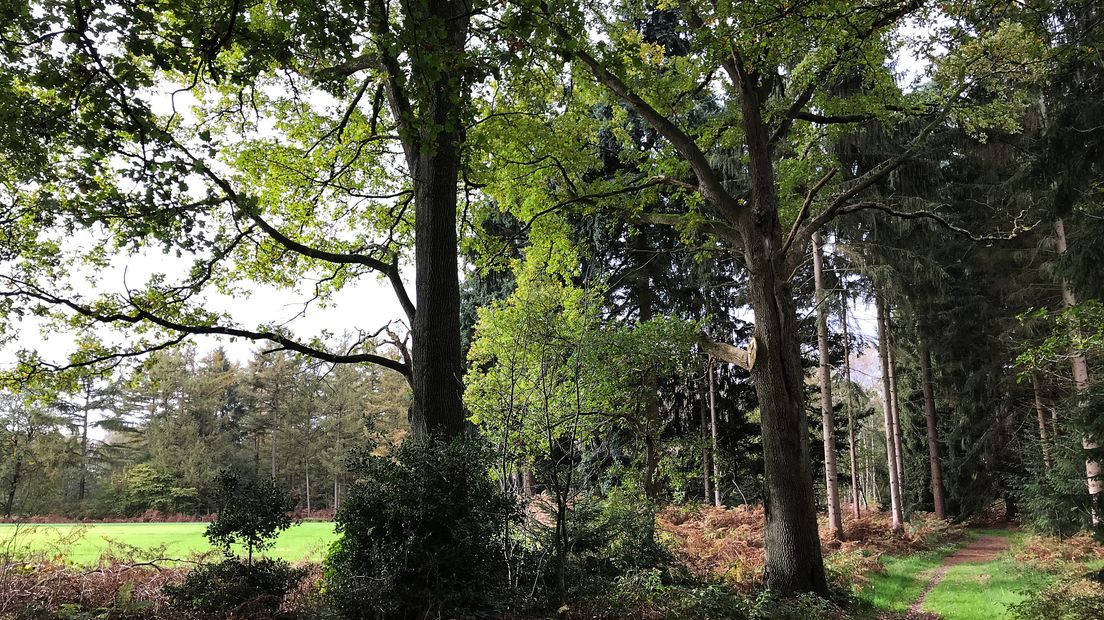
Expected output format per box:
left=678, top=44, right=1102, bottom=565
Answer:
left=1055, top=217, right=1102, bottom=524
left=630, top=229, right=663, bottom=500
left=812, top=232, right=842, bottom=537
left=709, top=360, right=722, bottom=507
left=700, top=374, right=713, bottom=503
left=5, top=447, right=23, bottom=518
left=270, top=429, right=277, bottom=478
left=886, top=321, right=905, bottom=495
left=919, top=344, right=946, bottom=519
left=876, top=296, right=905, bottom=530
left=78, top=401, right=89, bottom=503
left=841, top=298, right=861, bottom=519
left=305, top=458, right=311, bottom=516
left=1030, top=372, right=1053, bottom=470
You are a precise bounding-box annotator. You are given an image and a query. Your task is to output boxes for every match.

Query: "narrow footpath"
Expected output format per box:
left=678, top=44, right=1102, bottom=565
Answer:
left=907, top=534, right=1013, bottom=619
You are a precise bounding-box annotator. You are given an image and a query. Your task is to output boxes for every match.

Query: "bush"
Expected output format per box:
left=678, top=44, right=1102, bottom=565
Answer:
left=164, top=557, right=307, bottom=617
left=1008, top=573, right=1104, bottom=620
left=323, top=437, right=518, bottom=619
left=206, top=470, right=295, bottom=563
left=164, top=470, right=303, bottom=617
left=1014, top=432, right=1100, bottom=536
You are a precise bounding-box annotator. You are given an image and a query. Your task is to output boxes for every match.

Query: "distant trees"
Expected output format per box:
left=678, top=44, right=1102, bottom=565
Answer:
left=0, top=344, right=408, bottom=518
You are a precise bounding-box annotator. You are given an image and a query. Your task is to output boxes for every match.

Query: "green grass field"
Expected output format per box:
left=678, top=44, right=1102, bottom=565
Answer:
left=0, top=521, right=339, bottom=566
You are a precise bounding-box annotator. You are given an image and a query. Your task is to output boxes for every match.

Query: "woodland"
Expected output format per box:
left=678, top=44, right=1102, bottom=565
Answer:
left=0, top=0, right=1102, bottom=618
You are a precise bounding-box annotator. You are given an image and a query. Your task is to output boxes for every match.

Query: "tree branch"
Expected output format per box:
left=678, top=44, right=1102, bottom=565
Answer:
left=701, top=336, right=757, bottom=371
left=1, top=278, right=412, bottom=379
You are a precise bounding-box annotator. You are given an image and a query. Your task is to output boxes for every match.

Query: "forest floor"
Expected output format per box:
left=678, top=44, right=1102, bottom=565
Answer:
left=660, top=505, right=1104, bottom=619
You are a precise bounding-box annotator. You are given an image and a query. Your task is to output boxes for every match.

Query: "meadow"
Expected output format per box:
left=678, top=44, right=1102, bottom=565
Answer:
left=0, top=521, right=339, bottom=566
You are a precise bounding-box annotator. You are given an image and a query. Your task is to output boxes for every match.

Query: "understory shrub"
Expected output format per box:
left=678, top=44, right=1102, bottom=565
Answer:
left=163, top=557, right=308, bottom=617
left=1014, top=432, right=1100, bottom=536
left=1008, top=571, right=1104, bottom=620
left=164, top=470, right=303, bottom=617
left=323, top=437, right=518, bottom=619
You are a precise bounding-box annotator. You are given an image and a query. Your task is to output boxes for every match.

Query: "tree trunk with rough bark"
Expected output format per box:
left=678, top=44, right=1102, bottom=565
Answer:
left=405, top=0, right=470, bottom=441
left=876, top=296, right=905, bottom=530
left=841, top=298, right=861, bottom=519
left=919, top=344, right=946, bottom=519
left=812, top=232, right=842, bottom=537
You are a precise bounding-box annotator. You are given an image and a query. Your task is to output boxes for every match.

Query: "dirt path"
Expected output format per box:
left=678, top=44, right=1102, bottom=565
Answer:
left=907, top=535, right=1013, bottom=617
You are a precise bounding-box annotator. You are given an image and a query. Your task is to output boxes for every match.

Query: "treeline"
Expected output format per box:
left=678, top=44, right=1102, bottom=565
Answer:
left=0, top=347, right=408, bottom=518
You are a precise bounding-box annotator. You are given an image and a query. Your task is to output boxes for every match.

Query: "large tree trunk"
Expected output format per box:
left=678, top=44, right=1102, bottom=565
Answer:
left=919, top=344, right=946, bottom=519
left=1055, top=217, right=1103, bottom=524
left=812, top=232, right=842, bottom=537
left=876, top=296, right=905, bottom=530
left=841, top=298, right=861, bottom=519
left=1030, top=372, right=1053, bottom=470
left=410, top=144, right=464, bottom=440
left=733, top=77, right=826, bottom=595
left=406, top=0, right=469, bottom=441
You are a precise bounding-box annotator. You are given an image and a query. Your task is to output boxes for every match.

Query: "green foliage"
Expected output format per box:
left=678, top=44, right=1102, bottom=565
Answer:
left=560, top=491, right=671, bottom=581
left=205, top=470, right=295, bottom=562
left=166, top=472, right=302, bottom=617
left=1017, top=300, right=1104, bottom=372
left=1015, top=430, right=1103, bottom=536
left=1009, top=572, right=1104, bottom=620
left=323, top=437, right=518, bottom=619
left=118, top=464, right=197, bottom=516
left=164, top=557, right=308, bottom=617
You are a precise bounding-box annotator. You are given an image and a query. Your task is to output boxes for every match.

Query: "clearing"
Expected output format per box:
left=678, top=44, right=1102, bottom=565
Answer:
left=0, top=521, right=339, bottom=565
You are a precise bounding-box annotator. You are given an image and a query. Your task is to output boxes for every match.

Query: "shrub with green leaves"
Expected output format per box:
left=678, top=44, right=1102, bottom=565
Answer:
left=205, top=470, right=295, bottom=563
left=1008, top=572, right=1104, bottom=620
left=323, top=437, right=518, bottom=619
left=164, top=557, right=308, bottom=618
left=165, top=471, right=303, bottom=617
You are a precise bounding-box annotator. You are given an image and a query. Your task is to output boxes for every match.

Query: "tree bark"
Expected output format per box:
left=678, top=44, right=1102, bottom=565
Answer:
left=700, top=373, right=713, bottom=503
left=731, top=73, right=826, bottom=595
left=876, top=295, right=905, bottom=530
left=886, top=319, right=905, bottom=496
left=406, top=0, right=470, bottom=441
left=812, top=232, right=843, bottom=537
left=409, top=137, right=465, bottom=440
left=919, top=344, right=946, bottom=519
left=709, top=360, right=722, bottom=507
left=841, top=297, right=861, bottom=519
left=1030, top=371, right=1053, bottom=470
left=1055, top=217, right=1102, bottom=524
